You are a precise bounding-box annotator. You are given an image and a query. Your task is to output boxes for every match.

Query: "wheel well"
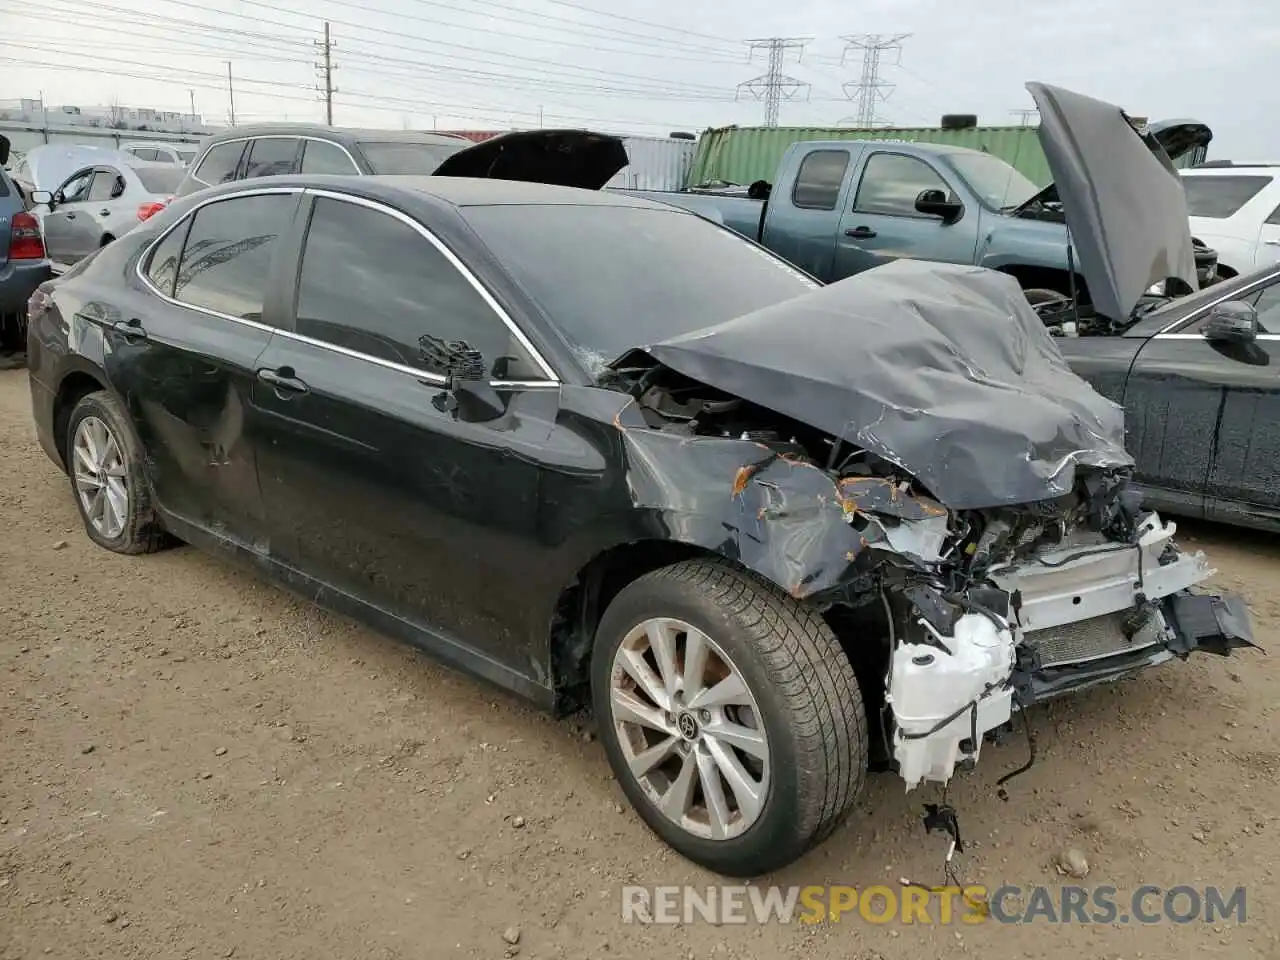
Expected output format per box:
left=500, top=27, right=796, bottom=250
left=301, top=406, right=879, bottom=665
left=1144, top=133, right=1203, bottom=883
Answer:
left=547, top=540, right=722, bottom=714
left=999, top=264, right=1091, bottom=303
left=52, top=371, right=106, bottom=469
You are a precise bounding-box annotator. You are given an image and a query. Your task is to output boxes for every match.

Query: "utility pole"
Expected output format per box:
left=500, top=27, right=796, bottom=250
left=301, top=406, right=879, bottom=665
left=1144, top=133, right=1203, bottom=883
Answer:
left=737, top=37, right=811, bottom=127
left=189, top=89, right=196, bottom=117
left=225, top=61, right=236, bottom=126
left=840, top=34, right=910, bottom=127
left=316, top=22, right=336, bottom=125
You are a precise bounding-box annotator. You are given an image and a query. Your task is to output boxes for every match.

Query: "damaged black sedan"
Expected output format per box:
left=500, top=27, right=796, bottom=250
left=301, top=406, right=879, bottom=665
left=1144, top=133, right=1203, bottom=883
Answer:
left=26, top=175, right=1255, bottom=877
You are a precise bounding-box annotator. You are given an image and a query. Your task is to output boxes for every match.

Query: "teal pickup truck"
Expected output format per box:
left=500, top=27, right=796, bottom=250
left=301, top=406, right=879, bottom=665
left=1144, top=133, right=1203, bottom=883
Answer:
left=628, top=110, right=1216, bottom=314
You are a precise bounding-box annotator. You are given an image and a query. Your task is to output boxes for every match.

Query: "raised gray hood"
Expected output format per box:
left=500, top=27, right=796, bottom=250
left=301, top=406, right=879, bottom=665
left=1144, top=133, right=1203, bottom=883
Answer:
left=1028, top=81, right=1198, bottom=322
left=632, top=258, right=1133, bottom=510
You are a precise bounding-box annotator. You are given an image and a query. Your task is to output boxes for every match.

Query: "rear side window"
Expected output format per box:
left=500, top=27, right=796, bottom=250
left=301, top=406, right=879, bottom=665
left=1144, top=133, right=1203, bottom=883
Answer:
left=300, top=139, right=358, bottom=175
left=355, top=140, right=466, bottom=175
left=792, top=150, right=850, bottom=210
left=130, top=148, right=158, bottom=161
left=1180, top=175, right=1272, bottom=219
left=170, top=194, right=296, bottom=321
left=244, top=138, right=301, bottom=179
left=194, top=141, right=246, bottom=185
left=293, top=197, right=541, bottom=379
left=88, top=170, right=124, bottom=202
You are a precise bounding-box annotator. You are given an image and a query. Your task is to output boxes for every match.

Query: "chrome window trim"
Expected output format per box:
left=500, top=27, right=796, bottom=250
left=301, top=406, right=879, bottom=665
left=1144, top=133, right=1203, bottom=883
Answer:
left=1153, top=266, right=1280, bottom=335
left=190, top=135, right=360, bottom=186
left=133, top=185, right=560, bottom=389
left=1156, top=333, right=1280, bottom=341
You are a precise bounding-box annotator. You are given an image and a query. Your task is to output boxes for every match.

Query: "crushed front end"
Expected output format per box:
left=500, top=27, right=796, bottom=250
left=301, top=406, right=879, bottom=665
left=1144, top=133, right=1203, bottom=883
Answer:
left=850, top=470, right=1257, bottom=790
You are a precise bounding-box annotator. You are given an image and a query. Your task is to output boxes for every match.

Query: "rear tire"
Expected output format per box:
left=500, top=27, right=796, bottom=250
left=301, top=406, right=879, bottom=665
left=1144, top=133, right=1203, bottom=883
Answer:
left=66, top=390, right=168, bottom=555
left=591, top=558, right=867, bottom=876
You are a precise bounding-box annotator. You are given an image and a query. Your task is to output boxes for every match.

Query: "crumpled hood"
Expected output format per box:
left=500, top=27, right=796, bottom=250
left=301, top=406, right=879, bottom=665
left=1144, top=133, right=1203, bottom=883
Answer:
left=1028, top=81, right=1198, bottom=321
left=433, top=129, right=629, bottom=190
left=632, top=259, right=1133, bottom=510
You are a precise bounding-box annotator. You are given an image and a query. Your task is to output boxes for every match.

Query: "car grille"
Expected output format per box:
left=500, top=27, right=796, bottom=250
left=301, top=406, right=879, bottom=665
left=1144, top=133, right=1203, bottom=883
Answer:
left=1023, top=608, right=1166, bottom=668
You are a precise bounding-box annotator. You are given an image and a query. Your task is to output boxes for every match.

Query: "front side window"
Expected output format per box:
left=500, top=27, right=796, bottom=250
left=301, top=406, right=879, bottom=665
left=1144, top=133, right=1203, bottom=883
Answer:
left=294, top=197, right=541, bottom=380
left=1180, top=175, right=1272, bottom=219
left=1267, top=203, right=1280, bottom=226
left=854, top=153, right=953, bottom=217
left=300, top=139, right=358, bottom=175
left=58, top=169, right=94, bottom=204
left=1187, top=280, right=1280, bottom=335
left=171, top=193, right=296, bottom=321
left=792, top=150, right=850, bottom=210
left=355, top=140, right=467, bottom=175
left=193, top=141, right=246, bottom=185
left=244, top=138, right=301, bottom=179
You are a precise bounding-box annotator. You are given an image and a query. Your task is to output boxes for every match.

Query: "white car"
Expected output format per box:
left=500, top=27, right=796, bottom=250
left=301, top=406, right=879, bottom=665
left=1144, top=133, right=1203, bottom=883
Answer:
left=30, top=158, right=185, bottom=268
left=121, top=141, right=199, bottom=167
left=1180, top=163, right=1280, bottom=278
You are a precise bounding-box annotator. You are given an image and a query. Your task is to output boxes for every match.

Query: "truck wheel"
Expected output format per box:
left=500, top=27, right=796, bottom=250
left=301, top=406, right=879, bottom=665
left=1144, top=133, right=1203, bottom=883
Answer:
left=1023, top=287, right=1070, bottom=306
left=591, top=558, right=867, bottom=876
left=65, top=391, right=168, bottom=555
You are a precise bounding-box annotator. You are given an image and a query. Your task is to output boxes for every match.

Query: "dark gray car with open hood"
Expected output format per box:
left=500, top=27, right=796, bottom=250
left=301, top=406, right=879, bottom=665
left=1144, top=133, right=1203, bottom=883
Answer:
left=27, top=174, right=1254, bottom=879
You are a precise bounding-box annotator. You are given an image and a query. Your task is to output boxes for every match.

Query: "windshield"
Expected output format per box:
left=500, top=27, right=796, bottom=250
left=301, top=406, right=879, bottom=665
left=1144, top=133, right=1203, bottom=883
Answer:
left=945, top=152, right=1040, bottom=210
left=1180, top=174, right=1273, bottom=218
left=461, top=204, right=819, bottom=373
left=356, top=140, right=469, bottom=175
left=134, top=166, right=184, bottom=194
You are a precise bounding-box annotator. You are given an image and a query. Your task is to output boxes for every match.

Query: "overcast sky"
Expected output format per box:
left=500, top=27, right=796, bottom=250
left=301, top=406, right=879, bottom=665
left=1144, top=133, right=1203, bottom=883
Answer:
left=0, top=0, right=1274, bottom=157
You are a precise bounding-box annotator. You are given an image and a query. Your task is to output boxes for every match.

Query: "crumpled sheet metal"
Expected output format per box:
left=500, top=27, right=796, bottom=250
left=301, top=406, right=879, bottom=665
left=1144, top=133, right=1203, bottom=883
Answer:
left=620, top=430, right=873, bottom=599
left=637, top=259, right=1134, bottom=510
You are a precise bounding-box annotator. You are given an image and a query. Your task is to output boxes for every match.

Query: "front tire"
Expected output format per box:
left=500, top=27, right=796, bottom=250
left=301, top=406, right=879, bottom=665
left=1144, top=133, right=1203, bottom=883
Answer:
left=66, top=390, right=167, bottom=555
left=591, top=558, right=867, bottom=876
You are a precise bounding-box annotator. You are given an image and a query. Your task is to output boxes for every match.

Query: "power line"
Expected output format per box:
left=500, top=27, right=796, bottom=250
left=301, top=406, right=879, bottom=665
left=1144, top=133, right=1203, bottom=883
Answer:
left=1010, top=108, right=1038, bottom=126
left=840, top=33, right=909, bottom=127
left=737, top=37, right=811, bottom=127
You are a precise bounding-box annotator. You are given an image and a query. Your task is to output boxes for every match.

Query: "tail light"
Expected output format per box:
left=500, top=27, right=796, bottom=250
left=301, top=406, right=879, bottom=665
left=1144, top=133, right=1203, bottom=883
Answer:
left=137, top=197, right=172, bottom=222
left=8, top=211, right=45, bottom=260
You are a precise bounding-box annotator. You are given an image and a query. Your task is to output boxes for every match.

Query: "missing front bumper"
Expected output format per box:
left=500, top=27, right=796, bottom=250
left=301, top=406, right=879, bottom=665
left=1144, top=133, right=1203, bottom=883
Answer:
left=1012, top=590, right=1257, bottom=706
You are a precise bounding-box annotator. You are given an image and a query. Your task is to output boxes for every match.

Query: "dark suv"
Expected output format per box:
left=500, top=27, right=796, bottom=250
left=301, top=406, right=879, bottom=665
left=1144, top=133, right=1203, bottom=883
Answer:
left=175, top=126, right=474, bottom=199
left=1, top=136, right=53, bottom=360
left=175, top=124, right=633, bottom=199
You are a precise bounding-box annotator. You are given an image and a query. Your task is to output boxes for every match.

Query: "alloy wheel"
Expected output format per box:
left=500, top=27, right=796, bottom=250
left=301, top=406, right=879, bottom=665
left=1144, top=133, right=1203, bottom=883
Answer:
left=73, top=415, right=129, bottom=540
left=609, top=617, right=770, bottom=841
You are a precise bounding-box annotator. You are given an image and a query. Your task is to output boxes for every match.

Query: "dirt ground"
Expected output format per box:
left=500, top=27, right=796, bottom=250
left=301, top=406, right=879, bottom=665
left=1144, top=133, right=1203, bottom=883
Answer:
left=1, top=367, right=1277, bottom=960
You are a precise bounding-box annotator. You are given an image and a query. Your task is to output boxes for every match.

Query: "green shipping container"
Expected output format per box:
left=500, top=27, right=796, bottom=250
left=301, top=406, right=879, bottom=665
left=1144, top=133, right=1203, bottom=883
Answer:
left=686, top=125, right=1055, bottom=189
left=685, top=123, right=1209, bottom=190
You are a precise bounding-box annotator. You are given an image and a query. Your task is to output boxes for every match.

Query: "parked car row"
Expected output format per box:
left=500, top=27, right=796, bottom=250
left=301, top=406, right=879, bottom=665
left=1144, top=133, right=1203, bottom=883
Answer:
left=23, top=81, right=1259, bottom=877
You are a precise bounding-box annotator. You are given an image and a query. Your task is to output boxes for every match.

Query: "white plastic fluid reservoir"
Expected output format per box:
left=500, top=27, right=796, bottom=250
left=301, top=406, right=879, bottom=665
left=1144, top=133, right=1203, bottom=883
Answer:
left=890, top=613, right=1016, bottom=789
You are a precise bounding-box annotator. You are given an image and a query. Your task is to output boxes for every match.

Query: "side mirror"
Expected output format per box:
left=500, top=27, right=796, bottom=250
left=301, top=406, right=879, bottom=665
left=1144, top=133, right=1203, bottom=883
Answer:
left=915, top=188, right=963, bottom=223
left=1203, top=301, right=1258, bottom=343
left=31, top=189, right=53, bottom=208
left=421, top=336, right=507, bottom=423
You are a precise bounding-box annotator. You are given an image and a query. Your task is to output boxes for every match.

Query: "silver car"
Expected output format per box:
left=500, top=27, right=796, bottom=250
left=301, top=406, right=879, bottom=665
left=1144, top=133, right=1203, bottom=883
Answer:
left=31, top=159, right=184, bottom=268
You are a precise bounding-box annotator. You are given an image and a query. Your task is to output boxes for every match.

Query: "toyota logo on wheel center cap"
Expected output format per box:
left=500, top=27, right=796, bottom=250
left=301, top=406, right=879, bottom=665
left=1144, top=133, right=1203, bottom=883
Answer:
left=676, top=711, right=700, bottom=741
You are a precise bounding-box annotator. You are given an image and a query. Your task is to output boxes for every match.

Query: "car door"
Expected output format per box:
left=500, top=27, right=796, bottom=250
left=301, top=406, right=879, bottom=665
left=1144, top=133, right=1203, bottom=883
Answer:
left=1122, top=277, right=1280, bottom=522
left=103, top=187, right=302, bottom=541
left=40, top=167, right=97, bottom=264
left=251, top=191, right=559, bottom=670
left=833, top=151, right=979, bottom=279
left=83, top=166, right=134, bottom=248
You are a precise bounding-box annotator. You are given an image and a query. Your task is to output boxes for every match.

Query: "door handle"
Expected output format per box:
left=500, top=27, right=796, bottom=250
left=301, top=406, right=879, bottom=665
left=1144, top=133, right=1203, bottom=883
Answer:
left=110, top=317, right=148, bottom=341
left=65, top=212, right=77, bottom=220
left=99, top=208, right=112, bottom=217
left=257, top=366, right=309, bottom=396
left=845, top=226, right=877, bottom=239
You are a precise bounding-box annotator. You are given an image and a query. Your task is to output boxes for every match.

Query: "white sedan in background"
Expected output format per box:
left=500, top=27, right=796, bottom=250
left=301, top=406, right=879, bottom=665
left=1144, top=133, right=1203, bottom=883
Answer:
left=1180, top=163, right=1280, bottom=278
left=30, top=158, right=184, bottom=269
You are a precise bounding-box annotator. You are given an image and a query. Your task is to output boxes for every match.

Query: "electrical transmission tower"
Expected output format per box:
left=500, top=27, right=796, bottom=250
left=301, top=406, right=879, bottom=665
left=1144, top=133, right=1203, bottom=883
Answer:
left=737, top=37, right=811, bottom=127
left=1009, top=108, right=1038, bottom=126
left=315, top=22, right=337, bottom=125
left=840, top=34, right=909, bottom=127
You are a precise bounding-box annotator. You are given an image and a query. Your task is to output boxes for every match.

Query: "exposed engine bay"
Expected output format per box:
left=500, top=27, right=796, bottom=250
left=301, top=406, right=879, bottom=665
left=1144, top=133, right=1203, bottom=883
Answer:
left=606, top=357, right=1256, bottom=790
